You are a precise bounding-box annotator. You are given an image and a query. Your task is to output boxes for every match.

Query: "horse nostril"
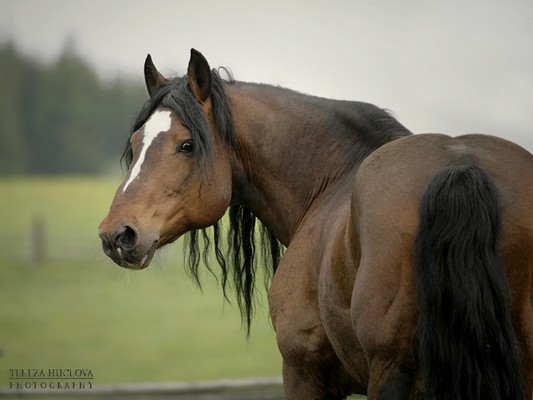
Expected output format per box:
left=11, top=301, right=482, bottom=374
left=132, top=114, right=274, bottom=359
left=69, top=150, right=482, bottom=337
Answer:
left=114, top=225, right=139, bottom=251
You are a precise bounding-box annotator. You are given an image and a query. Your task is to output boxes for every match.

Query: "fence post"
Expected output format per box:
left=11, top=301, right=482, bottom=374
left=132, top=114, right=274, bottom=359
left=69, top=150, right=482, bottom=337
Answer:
left=31, top=214, right=46, bottom=264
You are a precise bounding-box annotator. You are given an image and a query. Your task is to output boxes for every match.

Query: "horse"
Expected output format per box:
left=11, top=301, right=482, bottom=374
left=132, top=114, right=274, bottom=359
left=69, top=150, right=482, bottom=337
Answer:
left=99, top=49, right=533, bottom=399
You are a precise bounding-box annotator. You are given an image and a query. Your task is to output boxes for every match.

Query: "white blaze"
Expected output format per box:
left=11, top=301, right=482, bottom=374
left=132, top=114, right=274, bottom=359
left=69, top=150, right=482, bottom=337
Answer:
left=122, top=110, right=172, bottom=193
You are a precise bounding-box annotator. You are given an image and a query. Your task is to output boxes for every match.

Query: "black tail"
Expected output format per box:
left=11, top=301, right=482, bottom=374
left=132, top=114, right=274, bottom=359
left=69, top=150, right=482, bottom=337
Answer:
left=415, top=165, right=524, bottom=400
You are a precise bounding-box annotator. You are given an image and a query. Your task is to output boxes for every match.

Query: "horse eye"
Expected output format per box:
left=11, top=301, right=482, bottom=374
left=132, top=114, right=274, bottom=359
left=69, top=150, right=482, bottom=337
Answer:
left=177, top=140, right=194, bottom=154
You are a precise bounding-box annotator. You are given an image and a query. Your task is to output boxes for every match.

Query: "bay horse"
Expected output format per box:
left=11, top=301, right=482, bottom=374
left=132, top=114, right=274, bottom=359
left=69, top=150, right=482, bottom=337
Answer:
left=99, top=49, right=533, bottom=399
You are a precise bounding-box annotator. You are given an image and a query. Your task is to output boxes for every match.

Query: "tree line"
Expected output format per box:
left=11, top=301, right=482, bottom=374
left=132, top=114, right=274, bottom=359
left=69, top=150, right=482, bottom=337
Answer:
left=0, top=42, right=147, bottom=175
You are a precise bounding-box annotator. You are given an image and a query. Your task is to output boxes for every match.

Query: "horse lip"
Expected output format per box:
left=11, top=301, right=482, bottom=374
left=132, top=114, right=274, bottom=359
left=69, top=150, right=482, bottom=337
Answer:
left=141, top=240, right=159, bottom=267
left=119, top=240, right=159, bottom=270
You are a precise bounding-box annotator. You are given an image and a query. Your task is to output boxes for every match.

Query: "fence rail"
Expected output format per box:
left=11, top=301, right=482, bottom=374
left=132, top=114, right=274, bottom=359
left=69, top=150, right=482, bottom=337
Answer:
left=0, top=377, right=285, bottom=399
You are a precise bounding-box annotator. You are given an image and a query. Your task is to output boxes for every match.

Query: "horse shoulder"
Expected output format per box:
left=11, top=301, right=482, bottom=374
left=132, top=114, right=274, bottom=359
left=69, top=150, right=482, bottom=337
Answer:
left=315, top=193, right=370, bottom=389
left=268, top=189, right=366, bottom=397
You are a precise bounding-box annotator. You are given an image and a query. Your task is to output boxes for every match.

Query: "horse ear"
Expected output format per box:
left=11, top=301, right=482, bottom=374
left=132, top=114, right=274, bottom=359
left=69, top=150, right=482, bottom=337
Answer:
left=144, top=54, right=166, bottom=98
left=187, top=49, right=212, bottom=102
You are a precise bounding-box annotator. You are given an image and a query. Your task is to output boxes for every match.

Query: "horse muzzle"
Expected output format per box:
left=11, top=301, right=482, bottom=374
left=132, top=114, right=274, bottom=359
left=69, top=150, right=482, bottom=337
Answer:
left=98, top=224, right=158, bottom=270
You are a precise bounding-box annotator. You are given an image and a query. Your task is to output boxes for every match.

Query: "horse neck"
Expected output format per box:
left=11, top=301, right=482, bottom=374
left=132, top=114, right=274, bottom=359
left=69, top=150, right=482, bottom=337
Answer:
left=226, top=83, right=406, bottom=246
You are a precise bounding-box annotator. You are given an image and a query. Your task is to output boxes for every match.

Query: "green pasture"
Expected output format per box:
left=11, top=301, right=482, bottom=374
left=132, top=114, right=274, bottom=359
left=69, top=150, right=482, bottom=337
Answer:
left=0, top=177, right=282, bottom=387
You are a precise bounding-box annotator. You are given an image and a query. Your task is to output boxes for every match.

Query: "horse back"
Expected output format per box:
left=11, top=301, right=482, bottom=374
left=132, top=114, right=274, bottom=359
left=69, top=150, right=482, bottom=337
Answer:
left=352, top=133, right=533, bottom=285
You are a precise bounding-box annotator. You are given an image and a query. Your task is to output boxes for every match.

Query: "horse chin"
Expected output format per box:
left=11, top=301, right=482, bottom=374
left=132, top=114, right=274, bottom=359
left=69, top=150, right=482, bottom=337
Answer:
left=117, top=241, right=158, bottom=270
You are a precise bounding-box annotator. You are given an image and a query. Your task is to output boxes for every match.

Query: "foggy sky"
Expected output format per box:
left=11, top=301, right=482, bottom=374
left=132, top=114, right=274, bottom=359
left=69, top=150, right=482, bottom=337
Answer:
left=1, top=0, right=532, bottom=152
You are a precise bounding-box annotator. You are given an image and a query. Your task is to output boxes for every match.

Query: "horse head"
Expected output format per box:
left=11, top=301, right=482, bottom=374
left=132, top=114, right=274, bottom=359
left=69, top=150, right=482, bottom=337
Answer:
left=99, top=50, right=233, bottom=269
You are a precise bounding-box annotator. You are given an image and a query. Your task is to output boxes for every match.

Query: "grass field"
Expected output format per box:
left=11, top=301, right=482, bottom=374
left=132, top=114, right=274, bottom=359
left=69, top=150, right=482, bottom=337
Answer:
left=0, top=177, right=283, bottom=388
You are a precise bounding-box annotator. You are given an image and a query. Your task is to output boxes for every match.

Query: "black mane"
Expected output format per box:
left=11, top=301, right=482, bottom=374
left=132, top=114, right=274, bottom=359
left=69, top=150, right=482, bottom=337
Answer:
left=122, top=70, right=283, bottom=332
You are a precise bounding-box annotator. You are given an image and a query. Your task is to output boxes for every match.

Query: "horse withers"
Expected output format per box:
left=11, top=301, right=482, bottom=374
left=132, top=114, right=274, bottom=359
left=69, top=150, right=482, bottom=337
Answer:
left=99, top=49, right=533, bottom=399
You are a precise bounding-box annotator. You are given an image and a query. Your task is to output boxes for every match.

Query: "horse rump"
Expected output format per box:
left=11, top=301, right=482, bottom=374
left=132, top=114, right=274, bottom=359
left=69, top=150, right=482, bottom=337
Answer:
left=414, top=164, right=524, bottom=400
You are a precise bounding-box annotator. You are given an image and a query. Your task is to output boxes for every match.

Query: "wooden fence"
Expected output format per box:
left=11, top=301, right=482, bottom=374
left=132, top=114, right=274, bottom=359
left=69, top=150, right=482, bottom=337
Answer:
left=0, top=377, right=285, bottom=399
